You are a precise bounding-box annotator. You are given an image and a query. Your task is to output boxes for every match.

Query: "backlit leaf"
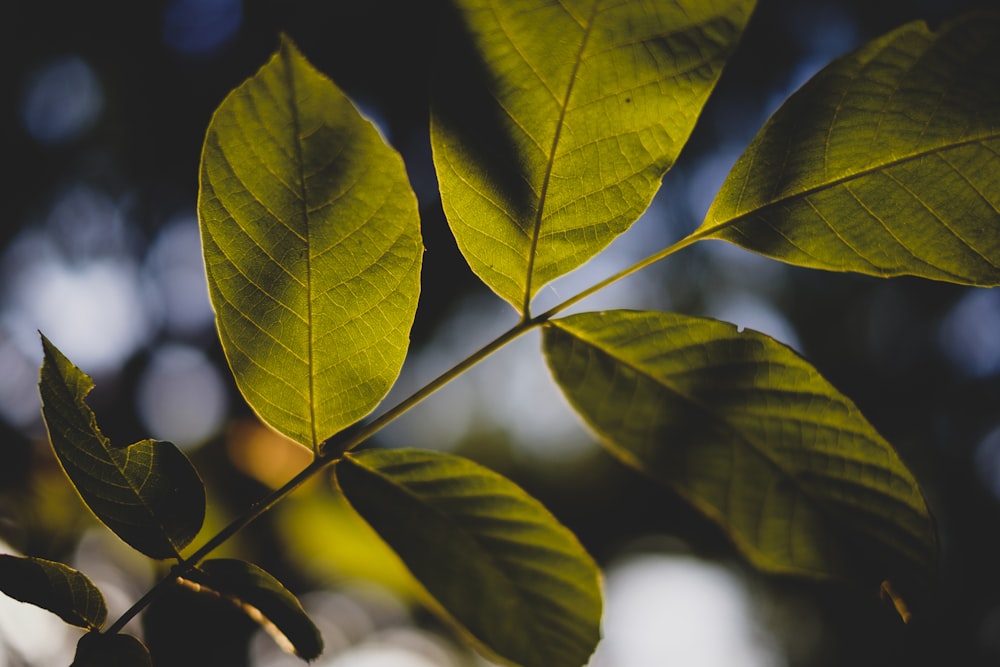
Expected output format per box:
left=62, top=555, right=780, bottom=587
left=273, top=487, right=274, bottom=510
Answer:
left=0, top=555, right=106, bottom=630
left=72, top=632, right=151, bottom=667
left=432, top=0, right=755, bottom=312
left=38, top=334, right=206, bottom=560
left=699, top=12, right=1000, bottom=285
left=544, top=310, right=937, bottom=579
left=336, top=448, right=601, bottom=667
left=178, top=559, right=323, bottom=661
left=199, top=36, right=422, bottom=449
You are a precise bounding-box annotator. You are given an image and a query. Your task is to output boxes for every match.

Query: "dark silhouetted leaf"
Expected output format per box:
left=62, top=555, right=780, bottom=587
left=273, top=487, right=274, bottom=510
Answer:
left=178, top=558, right=323, bottom=661
left=0, top=555, right=106, bottom=630
left=433, top=0, right=755, bottom=312
left=699, top=12, right=1000, bottom=285
left=336, top=448, right=601, bottom=667
left=72, top=631, right=151, bottom=667
left=38, top=334, right=206, bottom=560
left=544, top=310, right=937, bottom=579
left=199, top=35, right=422, bottom=449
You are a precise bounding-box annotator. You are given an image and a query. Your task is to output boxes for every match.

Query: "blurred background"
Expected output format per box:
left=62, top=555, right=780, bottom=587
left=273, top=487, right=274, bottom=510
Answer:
left=2, top=0, right=1000, bottom=665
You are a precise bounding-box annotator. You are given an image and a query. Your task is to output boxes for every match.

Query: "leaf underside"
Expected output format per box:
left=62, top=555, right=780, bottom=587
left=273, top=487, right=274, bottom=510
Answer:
left=199, top=36, right=422, bottom=448
left=179, top=558, right=323, bottom=661
left=0, top=555, right=107, bottom=630
left=433, top=0, right=755, bottom=312
left=336, top=448, right=602, bottom=667
left=700, top=12, right=1000, bottom=285
left=544, top=310, right=937, bottom=579
left=38, top=335, right=205, bottom=560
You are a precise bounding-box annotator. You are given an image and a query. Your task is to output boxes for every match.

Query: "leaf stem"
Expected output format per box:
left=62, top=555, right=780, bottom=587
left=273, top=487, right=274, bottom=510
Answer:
left=536, top=228, right=711, bottom=320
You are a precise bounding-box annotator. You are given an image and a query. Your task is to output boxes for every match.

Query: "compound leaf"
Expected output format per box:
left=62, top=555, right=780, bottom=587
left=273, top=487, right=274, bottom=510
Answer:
left=336, top=448, right=601, bottom=667
left=72, top=632, right=151, bottom=667
left=699, top=12, right=1000, bottom=285
left=544, top=310, right=937, bottom=579
left=0, top=555, right=106, bottom=630
left=199, top=36, right=422, bottom=449
left=178, top=558, right=323, bottom=662
left=38, top=335, right=205, bottom=560
left=433, top=0, right=755, bottom=313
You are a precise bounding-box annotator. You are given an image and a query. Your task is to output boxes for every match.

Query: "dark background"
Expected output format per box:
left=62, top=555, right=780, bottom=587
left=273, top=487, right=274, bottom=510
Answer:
left=2, top=1, right=1000, bottom=665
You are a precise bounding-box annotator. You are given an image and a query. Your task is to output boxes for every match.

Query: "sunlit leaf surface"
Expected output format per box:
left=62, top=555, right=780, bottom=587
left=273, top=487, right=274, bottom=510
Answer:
left=199, top=36, right=422, bottom=448
left=336, top=448, right=601, bottom=667
left=38, top=335, right=206, bottom=560
left=72, top=632, right=151, bottom=667
left=699, top=12, right=1000, bottom=285
left=544, top=310, right=937, bottom=578
left=179, top=558, right=323, bottom=661
left=0, top=555, right=106, bottom=630
left=433, top=0, right=755, bottom=312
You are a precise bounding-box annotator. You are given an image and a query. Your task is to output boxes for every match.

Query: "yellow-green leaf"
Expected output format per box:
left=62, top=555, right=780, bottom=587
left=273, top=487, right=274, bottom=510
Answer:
left=0, top=555, right=106, bottom=630
left=38, top=335, right=206, bottom=560
left=698, top=12, right=1000, bottom=285
left=432, top=0, right=755, bottom=313
left=199, top=36, right=422, bottom=448
left=543, top=310, right=937, bottom=579
left=336, top=448, right=601, bottom=667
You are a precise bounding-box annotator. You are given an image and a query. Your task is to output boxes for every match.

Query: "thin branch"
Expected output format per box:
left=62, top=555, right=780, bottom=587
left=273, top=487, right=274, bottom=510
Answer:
left=536, top=228, right=712, bottom=320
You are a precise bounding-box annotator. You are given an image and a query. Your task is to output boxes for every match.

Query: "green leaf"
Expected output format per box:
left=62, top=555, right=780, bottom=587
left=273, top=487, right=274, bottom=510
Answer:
left=38, top=334, right=206, bottom=560
left=432, top=0, right=755, bottom=313
left=543, top=310, right=937, bottom=579
left=336, top=448, right=601, bottom=667
left=199, top=35, right=423, bottom=449
left=698, top=12, right=1000, bottom=285
left=72, top=632, right=151, bottom=667
left=0, top=555, right=106, bottom=630
left=178, top=558, right=323, bottom=662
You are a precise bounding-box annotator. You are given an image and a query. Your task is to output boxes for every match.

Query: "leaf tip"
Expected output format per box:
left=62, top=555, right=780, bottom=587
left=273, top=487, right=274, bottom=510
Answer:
left=277, top=32, right=302, bottom=61
left=38, top=330, right=56, bottom=356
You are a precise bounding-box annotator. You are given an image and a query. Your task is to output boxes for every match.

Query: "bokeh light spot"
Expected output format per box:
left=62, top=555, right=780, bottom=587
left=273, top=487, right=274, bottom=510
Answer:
left=143, top=216, right=215, bottom=336
left=325, top=629, right=462, bottom=667
left=0, top=186, right=154, bottom=433
left=224, top=420, right=312, bottom=487
left=162, top=0, right=243, bottom=55
left=939, top=288, right=1000, bottom=378
left=137, top=344, right=228, bottom=449
left=591, top=553, right=783, bottom=667
left=6, top=258, right=151, bottom=374
left=21, top=56, right=103, bottom=144
left=0, top=333, right=47, bottom=427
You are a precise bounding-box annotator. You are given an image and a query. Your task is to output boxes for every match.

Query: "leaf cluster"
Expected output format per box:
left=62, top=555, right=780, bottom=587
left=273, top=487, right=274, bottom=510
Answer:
left=2, top=1, right=999, bottom=665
